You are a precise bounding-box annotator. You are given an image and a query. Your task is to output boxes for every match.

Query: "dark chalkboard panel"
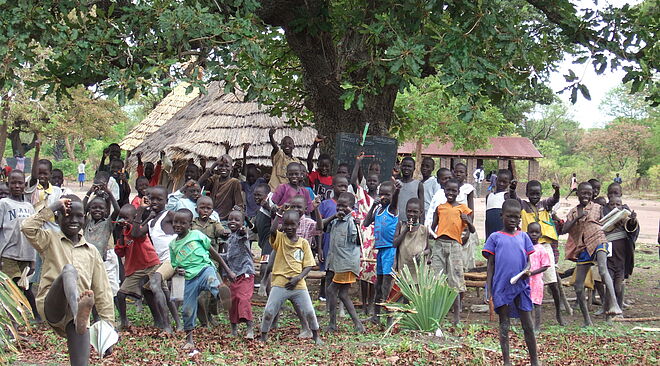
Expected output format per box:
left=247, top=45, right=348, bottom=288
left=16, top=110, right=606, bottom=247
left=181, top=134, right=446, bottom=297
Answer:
left=334, top=133, right=398, bottom=183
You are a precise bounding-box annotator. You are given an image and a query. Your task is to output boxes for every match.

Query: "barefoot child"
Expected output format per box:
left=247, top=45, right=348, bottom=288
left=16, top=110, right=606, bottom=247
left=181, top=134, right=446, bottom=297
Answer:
left=453, top=162, right=477, bottom=271
left=526, top=222, right=551, bottom=332
left=198, top=155, right=244, bottom=220
left=131, top=176, right=150, bottom=209
left=170, top=209, right=234, bottom=349
left=22, top=197, right=114, bottom=365
left=363, top=180, right=400, bottom=326
left=223, top=209, right=255, bottom=338
left=306, top=135, right=333, bottom=200
left=268, top=128, right=302, bottom=190
left=271, top=162, right=314, bottom=214
left=114, top=204, right=161, bottom=329
left=260, top=209, right=321, bottom=344
left=430, top=179, right=474, bottom=324
left=322, top=192, right=365, bottom=333
left=0, top=170, right=39, bottom=320
left=485, top=169, right=513, bottom=238
left=562, top=182, right=622, bottom=326
left=483, top=199, right=539, bottom=366
left=393, top=198, right=430, bottom=283
left=317, top=175, right=349, bottom=300
left=424, top=167, right=452, bottom=228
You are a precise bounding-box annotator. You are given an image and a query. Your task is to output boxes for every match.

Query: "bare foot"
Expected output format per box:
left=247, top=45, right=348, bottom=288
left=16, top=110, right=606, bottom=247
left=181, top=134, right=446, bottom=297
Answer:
left=183, top=342, right=195, bottom=350
left=298, top=329, right=313, bottom=339
left=75, top=290, right=95, bottom=335
left=245, top=328, right=254, bottom=340
left=606, top=305, right=622, bottom=316
left=323, top=325, right=337, bottom=333
left=355, top=323, right=366, bottom=333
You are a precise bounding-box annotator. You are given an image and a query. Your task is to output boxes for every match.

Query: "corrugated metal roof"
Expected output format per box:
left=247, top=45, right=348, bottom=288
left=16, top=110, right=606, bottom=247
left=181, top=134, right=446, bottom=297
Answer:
left=398, top=136, right=543, bottom=159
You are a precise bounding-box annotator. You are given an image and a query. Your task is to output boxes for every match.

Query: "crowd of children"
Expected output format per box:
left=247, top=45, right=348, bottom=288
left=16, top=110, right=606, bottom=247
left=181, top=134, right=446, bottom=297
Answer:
left=0, top=133, right=643, bottom=366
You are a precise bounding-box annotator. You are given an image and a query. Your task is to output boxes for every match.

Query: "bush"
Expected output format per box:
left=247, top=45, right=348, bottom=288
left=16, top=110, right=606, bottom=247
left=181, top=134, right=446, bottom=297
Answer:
left=52, top=160, right=78, bottom=179
left=390, top=259, right=458, bottom=332
left=0, top=271, right=31, bottom=353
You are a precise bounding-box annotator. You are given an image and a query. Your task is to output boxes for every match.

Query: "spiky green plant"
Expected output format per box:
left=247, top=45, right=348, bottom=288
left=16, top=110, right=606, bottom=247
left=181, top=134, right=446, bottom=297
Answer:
left=391, top=259, right=458, bottom=332
left=0, top=271, right=32, bottom=353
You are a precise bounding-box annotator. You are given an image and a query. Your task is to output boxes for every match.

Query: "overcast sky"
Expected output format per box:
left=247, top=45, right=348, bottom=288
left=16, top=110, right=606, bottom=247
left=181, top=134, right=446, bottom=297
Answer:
left=548, top=0, right=641, bottom=129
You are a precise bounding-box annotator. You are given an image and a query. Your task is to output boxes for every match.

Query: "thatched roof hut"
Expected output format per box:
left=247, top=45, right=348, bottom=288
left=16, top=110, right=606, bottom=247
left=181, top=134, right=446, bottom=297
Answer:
left=120, top=82, right=200, bottom=151
left=129, top=81, right=317, bottom=186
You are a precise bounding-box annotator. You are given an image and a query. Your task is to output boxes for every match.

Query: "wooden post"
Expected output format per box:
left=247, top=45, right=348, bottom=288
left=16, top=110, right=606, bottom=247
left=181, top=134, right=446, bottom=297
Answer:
left=528, top=159, right=540, bottom=181
left=440, top=157, right=451, bottom=169
left=466, top=158, right=477, bottom=184
left=498, top=159, right=508, bottom=170
left=414, top=140, right=423, bottom=180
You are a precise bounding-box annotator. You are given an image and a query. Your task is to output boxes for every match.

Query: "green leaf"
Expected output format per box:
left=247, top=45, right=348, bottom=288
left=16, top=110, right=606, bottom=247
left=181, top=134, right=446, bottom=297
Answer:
left=578, top=84, right=591, bottom=100
left=570, top=87, right=578, bottom=104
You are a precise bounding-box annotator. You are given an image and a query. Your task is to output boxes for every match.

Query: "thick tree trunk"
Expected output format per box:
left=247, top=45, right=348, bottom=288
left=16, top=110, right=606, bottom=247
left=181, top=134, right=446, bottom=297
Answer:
left=63, top=136, right=76, bottom=161
left=53, top=139, right=65, bottom=161
left=8, top=129, right=24, bottom=157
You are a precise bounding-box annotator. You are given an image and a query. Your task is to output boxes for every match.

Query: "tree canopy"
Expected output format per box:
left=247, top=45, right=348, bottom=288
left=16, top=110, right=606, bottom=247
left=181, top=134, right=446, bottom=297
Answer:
left=1, top=0, right=657, bottom=152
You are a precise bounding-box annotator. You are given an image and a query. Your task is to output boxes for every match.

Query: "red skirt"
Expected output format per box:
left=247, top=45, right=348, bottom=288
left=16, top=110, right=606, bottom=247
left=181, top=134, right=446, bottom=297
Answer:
left=229, top=274, right=254, bottom=323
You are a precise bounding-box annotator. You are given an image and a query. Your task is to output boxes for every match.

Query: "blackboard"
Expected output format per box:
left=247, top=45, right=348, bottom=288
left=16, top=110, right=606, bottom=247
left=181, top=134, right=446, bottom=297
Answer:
left=334, top=133, right=398, bottom=183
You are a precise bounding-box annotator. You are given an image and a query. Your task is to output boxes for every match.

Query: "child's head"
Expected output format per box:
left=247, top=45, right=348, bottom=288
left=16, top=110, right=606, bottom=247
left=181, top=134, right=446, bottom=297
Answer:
left=148, top=186, right=168, bottom=213
left=495, top=169, right=512, bottom=192
left=184, top=163, right=201, bottom=182
left=588, top=178, right=601, bottom=198
left=88, top=196, right=108, bottom=221
left=214, top=155, right=232, bottom=179
left=368, top=162, right=381, bottom=177
left=436, top=168, right=452, bottom=188
left=135, top=176, right=150, bottom=197
left=227, top=210, right=245, bottom=232
left=332, top=175, right=349, bottom=197
left=336, top=192, right=355, bottom=218
left=608, top=195, right=623, bottom=210
left=118, top=204, right=137, bottom=226
left=400, top=157, right=415, bottom=179
left=289, top=195, right=307, bottom=217
left=607, top=182, right=622, bottom=199
left=173, top=209, right=193, bottom=238
left=527, top=222, right=542, bottom=244
left=196, top=196, right=214, bottom=220
left=405, top=198, right=422, bottom=224
left=82, top=160, right=86, bottom=164
left=107, top=143, right=122, bottom=160
left=51, top=169, right=64, bottom=188
left=281, top=136, right=295, bottom=156
left=245, top=164, right=261, bottom=185
left=0, top=182, right=9, bottom=199
left=57, top=195, right=85, bottom=238
left=336, top=163, right=350, bottom=178
left=453, top=163, right=467, bottom=183
left=421, top=157, right=435, bottom=179
left=366, top=173, right=379, bottom=193
left=183, top=181, right=201, bottom=202
left=144, top=162, right=155, bottom=179
left=444, top=179, right=460, bottom=203
left=109, top=159, right=124, bottom=178
left=317, top=154, right=332, bottom=177
left=285, top=162, right=302, bottom=186
left=501, top=199, right=522, bottom=232
left=281, top=210, right=300, bottom=239
left=253, top=183, right=270, bottom=206
left=7, top=170, right=25, bottom=199
left=577, top=182, right=593, bottom=206
left=36, top=159, right=53, bottom=187
left=377, top=181, right=395, bottom=206
left=525, top=180, right=543, bottom=205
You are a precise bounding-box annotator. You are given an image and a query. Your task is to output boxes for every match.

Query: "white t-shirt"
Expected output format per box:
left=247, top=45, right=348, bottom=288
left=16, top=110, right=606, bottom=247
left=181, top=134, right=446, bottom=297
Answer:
left=78, top=163, right=86, bottom=174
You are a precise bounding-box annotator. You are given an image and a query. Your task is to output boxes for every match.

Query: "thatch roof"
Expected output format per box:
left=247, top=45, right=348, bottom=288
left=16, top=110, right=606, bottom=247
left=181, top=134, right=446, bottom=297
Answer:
left=120, top=82, right=200, bottom=151
left=129, top=81, right=317, bottom=172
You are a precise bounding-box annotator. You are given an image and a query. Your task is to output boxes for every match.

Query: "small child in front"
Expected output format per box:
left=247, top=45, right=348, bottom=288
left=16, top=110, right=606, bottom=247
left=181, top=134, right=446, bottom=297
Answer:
left=562, top=182, right=622, bottom=325
left=483, top=199, right=539, bottom=366
left=526, top=222, right=551, bottom=332
left=223, top=209, right=256, bottom=339
left=393, top=198, right=430, bottom=283
left=170, top=209, right=233, bottom=349
left=430, top=179, right=474, bottom=324
left=322, top=192, right=365, bottom=333
left=260, top=210, right=321, bottom=345
left=22, top=197, right=114, bottom=366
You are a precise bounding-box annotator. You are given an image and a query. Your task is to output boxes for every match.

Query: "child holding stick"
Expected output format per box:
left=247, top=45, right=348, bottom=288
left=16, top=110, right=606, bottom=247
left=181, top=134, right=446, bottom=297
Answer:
left=483, top=199, right=539, bottom=366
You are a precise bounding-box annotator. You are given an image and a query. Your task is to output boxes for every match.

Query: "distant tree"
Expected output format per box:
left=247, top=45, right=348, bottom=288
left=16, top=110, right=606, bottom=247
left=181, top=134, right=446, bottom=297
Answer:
left=517, top=98, right=581, bottom=145
left=580, top=120, right=651, bottom=171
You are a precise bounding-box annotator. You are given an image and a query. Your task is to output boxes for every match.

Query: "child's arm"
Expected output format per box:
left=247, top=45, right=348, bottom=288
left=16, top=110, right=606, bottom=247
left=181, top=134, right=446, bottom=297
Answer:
left=152, top=152, right=164, bottom=184
left=209, top=246, right=236, bottom=281
left=306, top=136, right=321, bottom=173
left=136, top=152, right=144, bottom=177
left=485, top=253, right=494, bottom=301
left=561, top=207, right=585, bottom=235
left=241, top=143, right=250, bottom=178
left=528, top=265, right=549, bottom=277
left=105, top=186, right=121, bottom=220
left=508, top=180, right=518, bottom=199
left=431, top=209, right=439, bottom=236
left=198, top=160, right=219, bottom=188
left=322, top=213, right=338, bottom=230
left=350, top=153, right=364, bottom=192
left=285, top=266, right=313, bottom=290
left=461, top=213, right=475, bottom=233
left=467, top=191, right=475, bottom=212
left=131, top=207, right=155, bottom=238
left=392, top=221, right=407, bottom=248
left=389, top=182, right=401, bottom=215
left=21, top=199, right=68, bottom=253
left=268, top=128, right=279, bottom=157
left=269, top=208, right=282, bottom=242
left=547, top=182, right=560, bottom=208
left=362, top=199, right=379, bottom=227
left=82, top=185, right=96, bottom=210
left=28, top=139, right=41, bottom=187
left=416, top=180, right=425, bottom=219
left=312, top=198, right=322, bottom=232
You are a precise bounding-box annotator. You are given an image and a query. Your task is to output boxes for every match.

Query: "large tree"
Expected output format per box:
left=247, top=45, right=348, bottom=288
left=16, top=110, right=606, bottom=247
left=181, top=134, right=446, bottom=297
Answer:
left=1, top=1, right=657, bottom=152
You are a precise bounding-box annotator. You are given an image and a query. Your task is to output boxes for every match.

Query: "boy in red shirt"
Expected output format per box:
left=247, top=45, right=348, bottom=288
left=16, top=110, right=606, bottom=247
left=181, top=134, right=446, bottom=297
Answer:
left=114, top=204, right=162, bottom=329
